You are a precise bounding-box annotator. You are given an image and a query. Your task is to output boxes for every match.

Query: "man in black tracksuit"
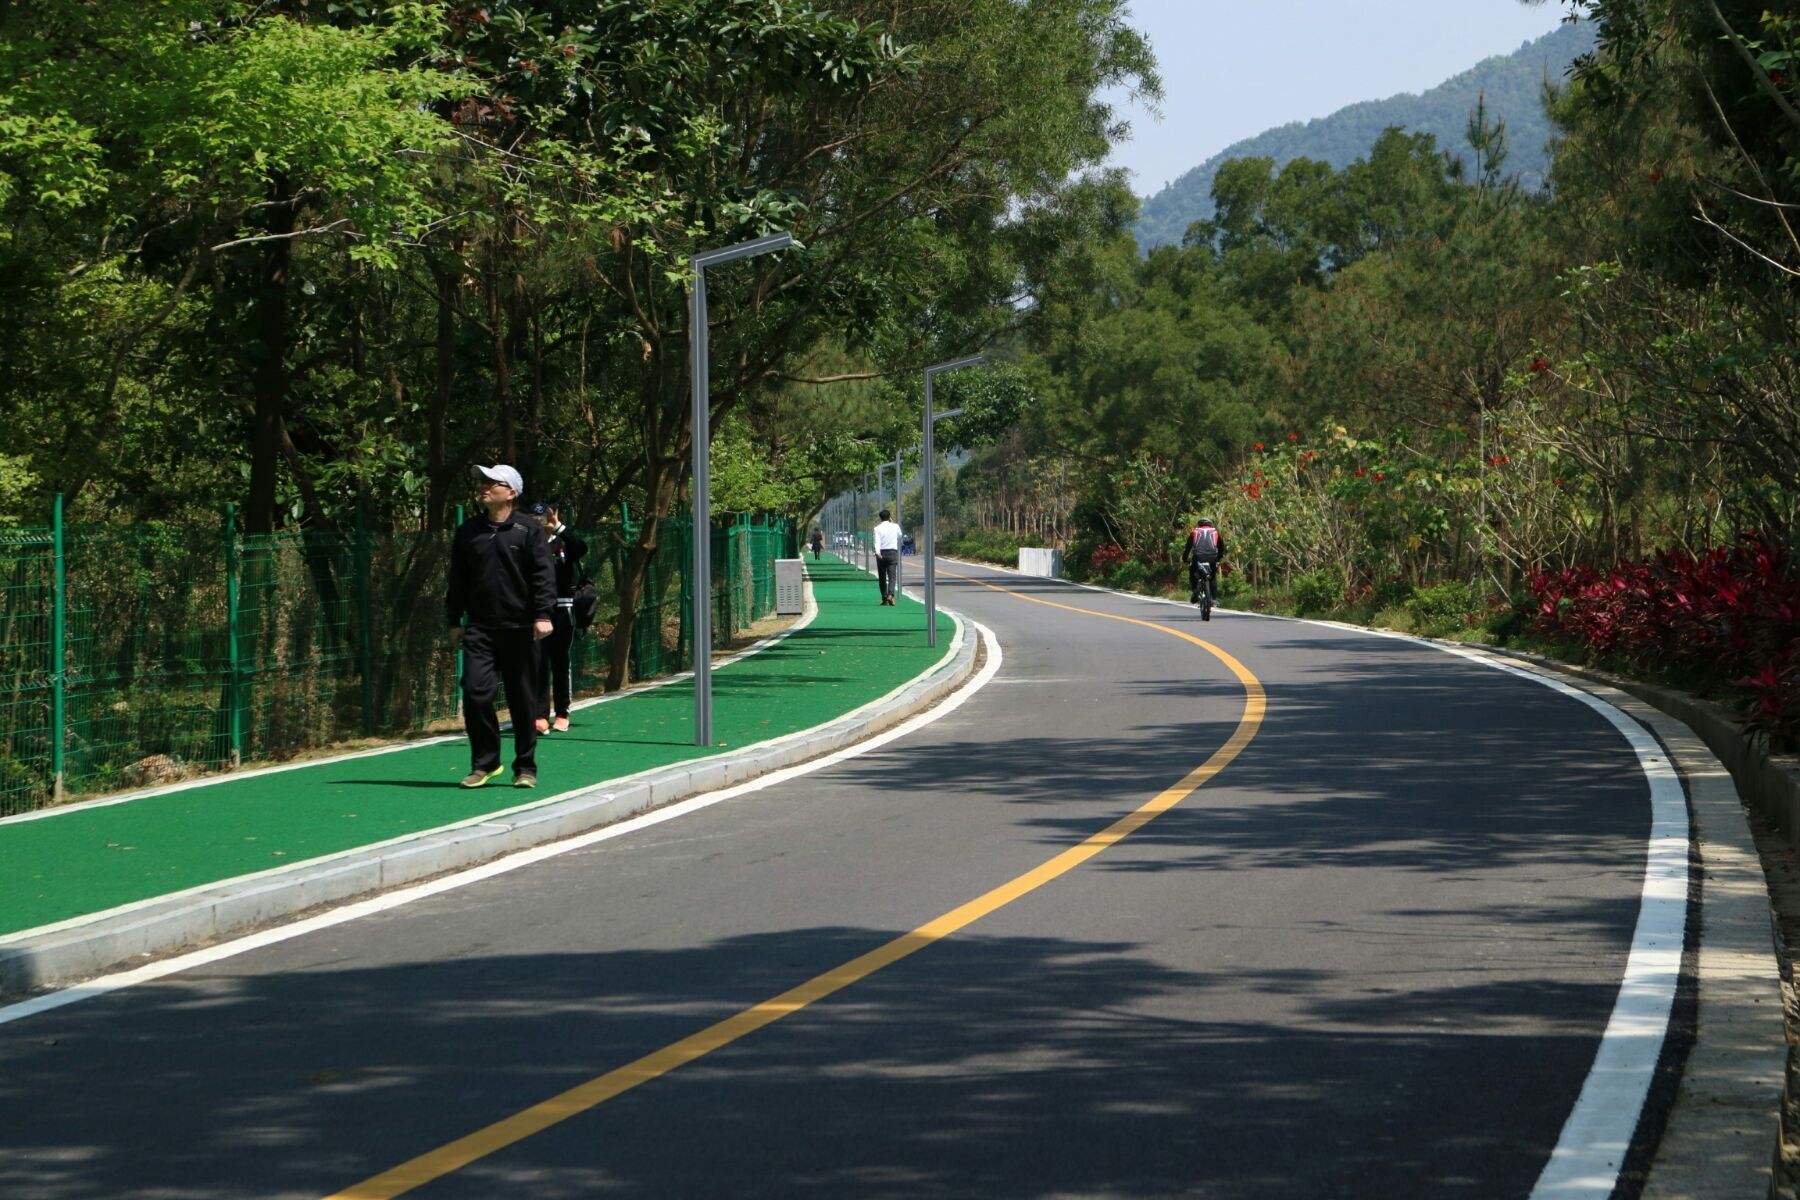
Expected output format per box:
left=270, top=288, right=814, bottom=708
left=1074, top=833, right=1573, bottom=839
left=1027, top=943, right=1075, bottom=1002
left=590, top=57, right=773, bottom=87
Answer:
left=447, top=464, right=556, bottom=788
left=528, top=500, right=586, bottom=734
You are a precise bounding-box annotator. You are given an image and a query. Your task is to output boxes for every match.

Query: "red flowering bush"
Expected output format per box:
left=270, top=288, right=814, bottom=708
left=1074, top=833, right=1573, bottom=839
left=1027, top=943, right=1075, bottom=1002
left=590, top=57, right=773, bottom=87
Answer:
left=1530, top=535, right=1800, bottom=748
left=1089, top=541, right=1128, bottom=574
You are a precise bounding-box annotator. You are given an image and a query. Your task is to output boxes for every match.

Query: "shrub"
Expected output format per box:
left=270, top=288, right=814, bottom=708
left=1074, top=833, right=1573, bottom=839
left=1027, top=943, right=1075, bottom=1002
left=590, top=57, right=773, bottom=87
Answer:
left=1370, top=577, right=1414, bottom=609
left=1291, top=570, right=1343, bottom=616
left=940, top=529, right=1035, bottom=565
left=1107, top=561, right=1150, bottom=592
left=1530, top=534, right=1800, bottom=749
left=1406, top=581, right=1475, bottom=628
left=1089, top=541, right=1128, bottom=575
left=1483, top=596, right=1531, bottom=643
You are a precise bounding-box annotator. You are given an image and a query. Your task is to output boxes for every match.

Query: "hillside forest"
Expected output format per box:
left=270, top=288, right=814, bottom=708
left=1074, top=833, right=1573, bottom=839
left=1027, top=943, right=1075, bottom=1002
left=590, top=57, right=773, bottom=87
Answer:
left=936, top=1, right=1800, bottom=746
left=1132, top=18, right=1597, bottom=250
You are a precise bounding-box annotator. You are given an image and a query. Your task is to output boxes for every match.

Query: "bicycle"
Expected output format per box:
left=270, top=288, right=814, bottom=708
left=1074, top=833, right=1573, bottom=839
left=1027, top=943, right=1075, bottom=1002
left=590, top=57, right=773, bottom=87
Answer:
left=1192, top=561, right=1215, bottom=622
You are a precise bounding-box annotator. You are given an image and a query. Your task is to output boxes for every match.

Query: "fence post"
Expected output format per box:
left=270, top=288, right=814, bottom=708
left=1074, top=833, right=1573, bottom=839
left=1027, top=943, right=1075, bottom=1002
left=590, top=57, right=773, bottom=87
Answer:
left=671, top=517, right=686, bottom=667
left=355, top=502, right=375, bottom=735
left=50, top=493, right=66, bottom=803
left=453, top=503, right=465, bottom=693
left=223, top=504, right=243, bottom=767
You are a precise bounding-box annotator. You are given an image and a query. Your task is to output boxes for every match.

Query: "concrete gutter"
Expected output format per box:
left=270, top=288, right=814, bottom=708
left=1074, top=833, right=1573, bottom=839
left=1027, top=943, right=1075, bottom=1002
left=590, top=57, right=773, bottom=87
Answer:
left=0, top=607, right=979, bottom=1001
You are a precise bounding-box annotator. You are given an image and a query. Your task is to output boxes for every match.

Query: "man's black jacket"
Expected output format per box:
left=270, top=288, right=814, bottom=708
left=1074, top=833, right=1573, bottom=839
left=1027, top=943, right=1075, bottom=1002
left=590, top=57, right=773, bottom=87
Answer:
left=446, top=514, right=557, bottom=630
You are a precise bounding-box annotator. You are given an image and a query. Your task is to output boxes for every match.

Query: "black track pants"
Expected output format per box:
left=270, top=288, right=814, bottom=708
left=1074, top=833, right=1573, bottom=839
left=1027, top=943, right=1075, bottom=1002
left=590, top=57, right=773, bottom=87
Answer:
left=877, top=549, right=901, bottom=601
left=462, top=624, right=540, bottom=774
left=1189, top=560, right=1219, bottom=603
left=536, top=606, right=575, bottom=719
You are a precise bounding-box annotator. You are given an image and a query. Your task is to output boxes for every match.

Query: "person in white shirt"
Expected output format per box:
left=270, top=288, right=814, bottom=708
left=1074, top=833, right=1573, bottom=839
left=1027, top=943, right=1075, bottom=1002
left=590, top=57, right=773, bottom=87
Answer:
left=872, top=509, right=903, bottom=605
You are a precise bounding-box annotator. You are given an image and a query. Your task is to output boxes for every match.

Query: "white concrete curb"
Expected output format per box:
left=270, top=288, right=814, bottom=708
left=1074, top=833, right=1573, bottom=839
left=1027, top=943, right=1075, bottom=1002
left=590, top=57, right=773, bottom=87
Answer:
left=0, top=600, right=979, bottom=1000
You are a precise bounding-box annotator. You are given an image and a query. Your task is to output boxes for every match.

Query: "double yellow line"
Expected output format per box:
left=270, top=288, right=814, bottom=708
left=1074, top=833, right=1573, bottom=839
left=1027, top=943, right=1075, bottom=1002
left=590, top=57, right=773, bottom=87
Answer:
left=329, top=571, right=1266, bottom=1199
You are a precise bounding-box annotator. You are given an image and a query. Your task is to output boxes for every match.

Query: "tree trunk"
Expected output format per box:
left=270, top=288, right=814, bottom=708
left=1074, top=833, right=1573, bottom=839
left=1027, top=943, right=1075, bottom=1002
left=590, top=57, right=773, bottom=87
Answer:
left=486, top=274, right=516, bottom=464
left=605, top=454, right=682, bottom=691
left=426, top=260, right=457, bottom=531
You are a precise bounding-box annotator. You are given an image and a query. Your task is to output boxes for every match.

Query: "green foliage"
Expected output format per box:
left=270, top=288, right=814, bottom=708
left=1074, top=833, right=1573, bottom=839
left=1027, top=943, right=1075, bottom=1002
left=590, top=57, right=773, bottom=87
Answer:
left=1406, top=581, right=1476, bottom=630
left=1290, top=570, right=1343, bottom=616
left=1105, top=560, right=1149, bottom=592
left=939, top=527, right=1034, bottom=566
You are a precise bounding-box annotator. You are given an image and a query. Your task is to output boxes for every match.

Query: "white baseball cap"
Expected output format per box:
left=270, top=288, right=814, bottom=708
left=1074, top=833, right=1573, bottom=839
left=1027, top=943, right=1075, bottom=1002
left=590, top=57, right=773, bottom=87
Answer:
left=472, top=464, right=524, bottom=495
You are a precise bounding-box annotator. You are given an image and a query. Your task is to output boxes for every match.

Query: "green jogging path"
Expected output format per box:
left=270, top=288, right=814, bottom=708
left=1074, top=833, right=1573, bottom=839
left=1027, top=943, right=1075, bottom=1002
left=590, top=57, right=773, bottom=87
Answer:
left=0, top=556, right=952, bottom=939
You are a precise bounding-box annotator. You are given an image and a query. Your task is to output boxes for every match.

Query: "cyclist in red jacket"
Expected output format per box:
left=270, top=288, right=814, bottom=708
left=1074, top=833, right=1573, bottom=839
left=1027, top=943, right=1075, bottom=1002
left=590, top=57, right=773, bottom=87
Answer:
left=1183, top=517, right=1227, bottom=607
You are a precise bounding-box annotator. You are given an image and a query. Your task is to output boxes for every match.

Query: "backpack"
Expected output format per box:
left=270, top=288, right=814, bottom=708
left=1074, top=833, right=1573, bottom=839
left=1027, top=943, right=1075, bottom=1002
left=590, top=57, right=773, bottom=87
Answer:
left=571, top=575, right=599, bottom=631
left=1191, top=526, right=1219, bottom=558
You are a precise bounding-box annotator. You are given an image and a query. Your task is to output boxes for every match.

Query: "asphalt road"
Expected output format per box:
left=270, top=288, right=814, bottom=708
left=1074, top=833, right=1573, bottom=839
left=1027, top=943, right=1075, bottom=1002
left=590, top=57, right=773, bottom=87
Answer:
left=0, top=561, right=1658, bottom=1198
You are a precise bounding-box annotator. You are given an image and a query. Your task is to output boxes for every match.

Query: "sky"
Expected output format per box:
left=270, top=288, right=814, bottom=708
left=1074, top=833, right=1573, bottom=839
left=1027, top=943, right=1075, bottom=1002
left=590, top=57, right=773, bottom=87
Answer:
left=1103, top=1, right=1569, bottom=197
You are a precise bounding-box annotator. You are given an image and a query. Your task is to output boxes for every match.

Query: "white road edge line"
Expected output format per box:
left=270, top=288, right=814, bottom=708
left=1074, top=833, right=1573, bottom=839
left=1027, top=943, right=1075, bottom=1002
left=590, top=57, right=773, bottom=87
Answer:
left=0, top=580, right=961, bottom=948
left=0, top=622, right=1003, bottom=1027
left=1327, top=625, right=1686, bottom=1200
left=937, top=556, right=1688, bottom=1198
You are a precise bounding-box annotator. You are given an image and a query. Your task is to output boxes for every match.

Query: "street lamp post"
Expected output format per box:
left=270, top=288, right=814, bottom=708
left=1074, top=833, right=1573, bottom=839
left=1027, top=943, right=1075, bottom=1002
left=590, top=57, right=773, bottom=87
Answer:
left=923, top=354, right=983, bottom=647
left=690, top=231, right=792, bottom=747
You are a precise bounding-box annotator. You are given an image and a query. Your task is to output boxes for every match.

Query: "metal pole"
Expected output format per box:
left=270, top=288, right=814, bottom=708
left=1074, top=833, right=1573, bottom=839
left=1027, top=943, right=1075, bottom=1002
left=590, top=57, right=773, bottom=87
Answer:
left=224, top=503, right=243, bottom=767
left=50, top=493, right=66, bottom=802
left=690, top=267, right=712, bottom=746
left=355, top=502, right=376, bottom=735
left=453, top=502, right=465, bottom=694
left=689, top=232, right=791, bottom=747
left=924, top=375, right=934, bottom=645
left=923, top=354, right=983, bottom=647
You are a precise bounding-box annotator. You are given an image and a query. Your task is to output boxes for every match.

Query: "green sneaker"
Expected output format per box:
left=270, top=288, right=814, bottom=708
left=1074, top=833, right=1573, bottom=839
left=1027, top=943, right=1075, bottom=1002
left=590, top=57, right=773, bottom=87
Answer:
left=460, top=767, right=503, bottom=789
left=514, top=773, right=537, bottom=789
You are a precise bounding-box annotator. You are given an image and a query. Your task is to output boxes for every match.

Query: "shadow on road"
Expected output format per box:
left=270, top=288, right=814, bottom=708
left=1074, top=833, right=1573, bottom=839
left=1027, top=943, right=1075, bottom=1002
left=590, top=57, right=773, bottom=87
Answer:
left=0, top=920, right=1590, bottom=1198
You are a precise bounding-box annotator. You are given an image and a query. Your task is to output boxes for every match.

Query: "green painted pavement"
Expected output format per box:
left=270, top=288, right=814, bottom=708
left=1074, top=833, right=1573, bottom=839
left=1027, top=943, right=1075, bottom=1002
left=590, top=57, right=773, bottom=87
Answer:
left=0, top=557, right=952, bottom=938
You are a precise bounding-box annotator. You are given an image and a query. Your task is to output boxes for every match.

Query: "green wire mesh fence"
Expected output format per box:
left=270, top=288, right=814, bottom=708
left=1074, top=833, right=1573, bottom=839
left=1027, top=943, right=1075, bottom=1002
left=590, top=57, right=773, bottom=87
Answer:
left=0, top=504, right=794, bottom=816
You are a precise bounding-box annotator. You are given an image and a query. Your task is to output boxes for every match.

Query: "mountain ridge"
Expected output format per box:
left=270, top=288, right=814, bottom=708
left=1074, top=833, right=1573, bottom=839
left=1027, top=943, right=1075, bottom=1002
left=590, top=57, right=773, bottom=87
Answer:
left=1132, top=20, right=1598, bottom=250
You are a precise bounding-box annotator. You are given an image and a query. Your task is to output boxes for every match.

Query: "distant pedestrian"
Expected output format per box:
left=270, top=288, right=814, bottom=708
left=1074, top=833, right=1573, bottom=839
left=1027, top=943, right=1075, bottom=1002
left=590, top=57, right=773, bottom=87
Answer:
left=447, top=465, right=556, bottom=789
left=873, top=508, right=903, bottom=605
left=809, top=528, right=824, bottom=560
left=528, top=500, right=586, bottom=734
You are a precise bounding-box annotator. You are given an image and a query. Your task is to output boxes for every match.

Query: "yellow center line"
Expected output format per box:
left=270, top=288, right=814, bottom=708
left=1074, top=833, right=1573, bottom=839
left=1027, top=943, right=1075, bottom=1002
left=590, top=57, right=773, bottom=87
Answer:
left=327, top=571, right=1266, bottom=1200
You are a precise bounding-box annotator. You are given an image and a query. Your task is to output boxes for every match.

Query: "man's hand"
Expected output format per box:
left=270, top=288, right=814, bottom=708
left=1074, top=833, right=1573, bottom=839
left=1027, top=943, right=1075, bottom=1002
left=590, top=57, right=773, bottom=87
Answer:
left=449, top=626, right=464, bottom=647
left=534, top=618, right=553, bottom=640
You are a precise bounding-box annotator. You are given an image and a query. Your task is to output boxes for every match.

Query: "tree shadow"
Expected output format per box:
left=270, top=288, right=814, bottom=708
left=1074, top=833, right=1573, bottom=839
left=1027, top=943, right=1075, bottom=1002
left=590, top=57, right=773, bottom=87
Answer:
left=0, top=923, right=1595, bottom=1199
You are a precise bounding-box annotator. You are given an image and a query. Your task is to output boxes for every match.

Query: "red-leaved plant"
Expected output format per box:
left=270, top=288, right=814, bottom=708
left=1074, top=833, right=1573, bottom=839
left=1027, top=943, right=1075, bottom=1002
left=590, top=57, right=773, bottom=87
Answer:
left=1090, top=542, right=1128, bottom=574
left=1529, top=535, right=1800, bottom=749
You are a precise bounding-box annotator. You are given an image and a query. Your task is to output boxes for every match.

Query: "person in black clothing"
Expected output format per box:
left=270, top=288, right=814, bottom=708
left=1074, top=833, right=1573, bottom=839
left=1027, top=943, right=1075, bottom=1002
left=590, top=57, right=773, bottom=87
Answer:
left=528, top=500, right=586, bottom=734
left=447, top=464, right=556, bottom=789
left=1181, top=515, right=1227, bottom=607
left=809, top=528, right=824, bottom=560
